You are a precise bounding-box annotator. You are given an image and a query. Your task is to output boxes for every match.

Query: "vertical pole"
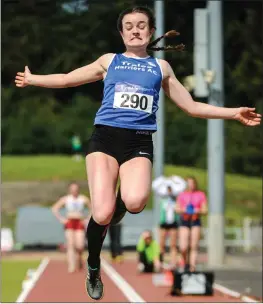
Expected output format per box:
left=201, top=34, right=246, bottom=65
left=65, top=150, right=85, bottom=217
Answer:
left=153, top=0, right=165, bottom=242
left=207, top=0, right=225, bottom=266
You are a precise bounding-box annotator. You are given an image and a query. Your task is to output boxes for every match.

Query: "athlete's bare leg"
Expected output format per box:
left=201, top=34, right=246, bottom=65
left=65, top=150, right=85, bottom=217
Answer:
left=85, top=152, right=119, bottom=300
left=65, top=229, right=76, bottom=273
left=119, top=157, right=152, bottom=213
left=75, top=229, right=85, bottom=270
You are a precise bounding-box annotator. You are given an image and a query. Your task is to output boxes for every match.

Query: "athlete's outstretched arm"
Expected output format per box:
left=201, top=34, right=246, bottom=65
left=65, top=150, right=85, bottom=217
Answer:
left=161, top=60, right=261, bottom=126
left=15, top=53, right=114, bottom=89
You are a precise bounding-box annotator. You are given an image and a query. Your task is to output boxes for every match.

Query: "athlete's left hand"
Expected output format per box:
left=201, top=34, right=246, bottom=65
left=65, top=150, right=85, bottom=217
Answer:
left=234, top=107, right=261, bottom=126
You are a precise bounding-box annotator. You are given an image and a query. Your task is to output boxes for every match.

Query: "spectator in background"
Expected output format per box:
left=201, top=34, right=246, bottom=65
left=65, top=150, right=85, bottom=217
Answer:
left=109, top=222, right=123, bottom=263
left=175, top=176, right=208, bottom=272
left=52, top=182, right=91, bottom=273
left=159, top=185, right=180, bottom=269
left=136, top=230, right=161, bottom=273
left=71, top=134, right=82, bottom=161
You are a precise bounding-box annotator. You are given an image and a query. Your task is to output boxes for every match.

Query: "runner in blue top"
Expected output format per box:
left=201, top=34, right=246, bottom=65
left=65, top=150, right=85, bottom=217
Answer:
left=15, top=6, right=261, bottom=301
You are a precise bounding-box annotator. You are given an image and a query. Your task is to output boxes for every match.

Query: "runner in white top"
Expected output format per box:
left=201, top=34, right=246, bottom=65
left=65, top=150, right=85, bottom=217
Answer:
left=159, top=186, right=180, bottom=269
left=52, top=182, right=91, bottom=273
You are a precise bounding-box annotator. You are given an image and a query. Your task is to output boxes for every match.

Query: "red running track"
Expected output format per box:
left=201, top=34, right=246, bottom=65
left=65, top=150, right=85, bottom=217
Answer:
left=23, top=258, right=244, bottom=303
left=113, top=260, right=240, bottom=303
left=25, top=260, right=127, bottom=302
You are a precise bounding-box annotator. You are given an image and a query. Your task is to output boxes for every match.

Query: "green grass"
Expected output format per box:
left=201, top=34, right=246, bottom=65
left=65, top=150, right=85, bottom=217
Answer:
left=2, top=155, right=87, bottom=181
left=1, top=260, right=41, bottom=303
left=2, top=155, right=262, bottom=223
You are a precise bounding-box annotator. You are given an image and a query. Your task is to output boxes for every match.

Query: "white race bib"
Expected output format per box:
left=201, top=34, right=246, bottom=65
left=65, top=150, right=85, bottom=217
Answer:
left=113, top=82, right=154, bottom=114
left=181, top=273, right=206, bottom=294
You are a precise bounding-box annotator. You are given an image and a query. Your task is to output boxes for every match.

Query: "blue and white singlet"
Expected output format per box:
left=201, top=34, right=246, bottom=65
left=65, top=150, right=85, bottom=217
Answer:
left=94, top=53, right=163, bottom=131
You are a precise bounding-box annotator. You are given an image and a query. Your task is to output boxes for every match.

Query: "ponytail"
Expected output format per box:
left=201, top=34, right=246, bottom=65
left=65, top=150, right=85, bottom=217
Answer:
left=147, top=30, right=185, bottom=52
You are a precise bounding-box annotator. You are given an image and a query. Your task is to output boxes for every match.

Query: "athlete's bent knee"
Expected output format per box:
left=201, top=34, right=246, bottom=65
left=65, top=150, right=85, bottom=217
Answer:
left=67, top=241, right=74, bottom=249
left=127, top=205, right=146, bottom=214
left=123, top=193, right=148, bottom=213
left=126, top=202, right=146, bottom=213
left=92, top=209, right=113, bottom=225
left=75, top=246, right=84, bottom=253
left=180, top=247, right=188, bottom=255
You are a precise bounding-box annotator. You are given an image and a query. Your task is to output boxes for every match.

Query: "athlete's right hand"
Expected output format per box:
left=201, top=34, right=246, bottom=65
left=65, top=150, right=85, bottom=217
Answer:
left=15, top=66, right=31, bottom=87
left=60, top=218, right=68, bottom=225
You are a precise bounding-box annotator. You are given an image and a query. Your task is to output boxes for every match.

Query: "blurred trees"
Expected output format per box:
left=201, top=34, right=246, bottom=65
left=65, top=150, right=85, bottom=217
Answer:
left=2, top=0, right=262, bottom=176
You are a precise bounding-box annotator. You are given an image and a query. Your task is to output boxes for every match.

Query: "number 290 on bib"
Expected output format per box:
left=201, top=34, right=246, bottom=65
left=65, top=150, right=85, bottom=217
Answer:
left=113, top=92, right=153, bottom=114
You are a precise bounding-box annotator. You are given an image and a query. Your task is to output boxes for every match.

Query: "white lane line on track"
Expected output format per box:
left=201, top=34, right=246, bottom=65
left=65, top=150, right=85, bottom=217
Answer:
left=16, top=257, right=50, bottom=303
left=101, top=258, right=145, bottom=303
left=102, top=257, right=259, bottom=303
left=214, top=283, right=260, bottom=303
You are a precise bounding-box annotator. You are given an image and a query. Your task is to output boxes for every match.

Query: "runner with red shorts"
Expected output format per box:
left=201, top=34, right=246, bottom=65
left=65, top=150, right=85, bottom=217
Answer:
left=52, top=182, right=91, bottom=273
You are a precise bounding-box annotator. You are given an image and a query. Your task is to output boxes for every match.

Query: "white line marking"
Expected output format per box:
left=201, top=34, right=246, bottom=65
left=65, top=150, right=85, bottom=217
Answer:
left=16, top=257, right=50, bottom=303
left=101, top=258, right=145, bottom=303
left=214, top=283, right=260, bottom=303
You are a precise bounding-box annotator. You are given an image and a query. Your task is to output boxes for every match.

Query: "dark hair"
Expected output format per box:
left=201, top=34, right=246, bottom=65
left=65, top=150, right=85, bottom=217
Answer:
left=68, top=181, right=79, bottom=188
left=117, top=6, right=155, bottom=32
left=117, top=6, right=185, bottom=52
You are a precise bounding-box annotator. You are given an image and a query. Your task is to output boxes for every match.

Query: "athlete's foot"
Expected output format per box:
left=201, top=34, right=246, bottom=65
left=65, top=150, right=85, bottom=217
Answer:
left=86, top=265, right=104, bottom=300
left=189, top=264, right=196, bottom=272
left=115, top=255, right=124, bottom=263
left=68, top=266, right=75, bottom=273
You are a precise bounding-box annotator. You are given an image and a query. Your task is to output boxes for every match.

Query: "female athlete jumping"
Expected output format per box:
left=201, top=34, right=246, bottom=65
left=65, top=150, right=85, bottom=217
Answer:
left=15, top=6, right=261, bottom=300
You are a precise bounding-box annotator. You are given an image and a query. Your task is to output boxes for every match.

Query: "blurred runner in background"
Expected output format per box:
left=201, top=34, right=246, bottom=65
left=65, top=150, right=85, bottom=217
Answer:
left=52, top=182, right=91, bottom=273
left=176, top=176, right=207, bottom=271
left=159, top=185, right=180, bottom=269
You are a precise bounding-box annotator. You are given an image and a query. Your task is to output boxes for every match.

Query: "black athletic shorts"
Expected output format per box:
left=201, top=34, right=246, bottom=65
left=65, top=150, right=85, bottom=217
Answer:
left=86, top=124, right=154, bottom=166
left=180, top=219, right=201, bottom=228
left=160, top=222, right=178, bottom=230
